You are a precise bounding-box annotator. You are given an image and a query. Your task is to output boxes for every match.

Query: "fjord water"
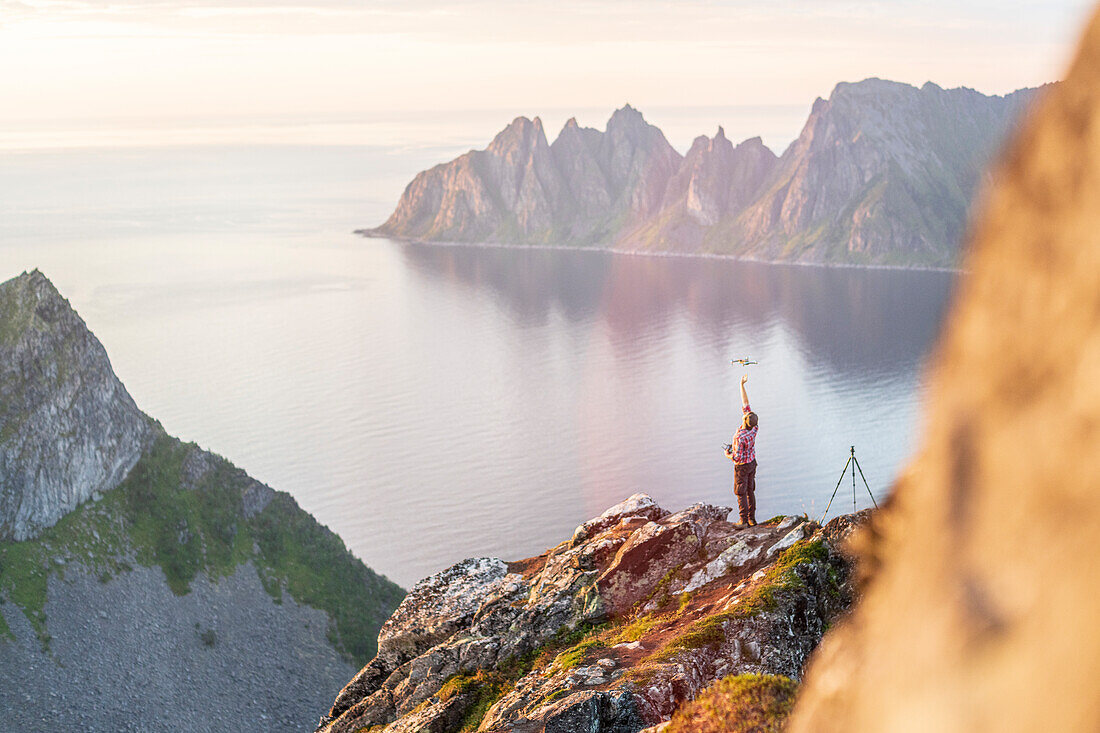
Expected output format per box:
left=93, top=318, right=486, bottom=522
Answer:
left=0, top=145, right=953, bottom=588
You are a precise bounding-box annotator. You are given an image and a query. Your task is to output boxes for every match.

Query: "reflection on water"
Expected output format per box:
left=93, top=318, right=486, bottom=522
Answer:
left=403, top=244, right=953, bottom=382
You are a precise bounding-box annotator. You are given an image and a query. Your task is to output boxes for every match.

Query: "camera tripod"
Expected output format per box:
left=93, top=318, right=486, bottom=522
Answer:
left=820, top=446, right=878, bottom=524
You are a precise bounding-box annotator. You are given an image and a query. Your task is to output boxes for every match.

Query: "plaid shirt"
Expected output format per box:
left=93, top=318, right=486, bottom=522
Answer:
left=731, top=402, right=757, bottom=464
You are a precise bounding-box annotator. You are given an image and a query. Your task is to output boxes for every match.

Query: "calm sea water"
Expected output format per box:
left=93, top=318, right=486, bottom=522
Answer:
left=0, top=145, right=955, bottom=588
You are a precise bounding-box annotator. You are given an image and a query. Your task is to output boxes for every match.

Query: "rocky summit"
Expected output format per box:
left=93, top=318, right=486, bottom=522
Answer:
left=317, top=494, right=867, bottom=733
left=366, top=79, right=1045, bottom=268
left=0, top=270, right=405, bottom=731
left=0, top=269, right=154, bottom=541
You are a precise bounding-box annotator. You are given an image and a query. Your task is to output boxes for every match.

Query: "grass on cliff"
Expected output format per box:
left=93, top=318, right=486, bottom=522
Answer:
left=662, top=673, right=798, bottom=733
left=0, top=432, right=404, bottom=664
left=549, top=610, right=673, bottom=672
left=119, top=435, right=251, bottom=594
left=436, top=668, right=511, bottom=732
left=642, top=539, right=830, bottom=665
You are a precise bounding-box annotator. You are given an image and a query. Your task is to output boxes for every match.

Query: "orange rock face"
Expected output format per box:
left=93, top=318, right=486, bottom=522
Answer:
left=788, top=7, right=1100, bottom=732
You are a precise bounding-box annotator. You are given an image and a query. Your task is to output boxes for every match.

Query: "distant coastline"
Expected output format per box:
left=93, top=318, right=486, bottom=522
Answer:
left=357, top=229, right=966, bottom=275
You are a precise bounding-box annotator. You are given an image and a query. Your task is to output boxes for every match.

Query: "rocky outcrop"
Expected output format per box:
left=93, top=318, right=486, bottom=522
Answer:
left=366, top=80, right=1043, bottom=267
left=0, top=269, right=154, bottom=541
left=0, top=270, right=405, bottom=731
left=317, top=496, right=865, bottom=733
left=785, top=6, right=1100, bottom=732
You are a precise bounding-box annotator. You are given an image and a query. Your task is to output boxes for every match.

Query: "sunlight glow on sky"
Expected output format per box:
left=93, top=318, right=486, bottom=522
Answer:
left=0, top=0, right=1094, bottom=149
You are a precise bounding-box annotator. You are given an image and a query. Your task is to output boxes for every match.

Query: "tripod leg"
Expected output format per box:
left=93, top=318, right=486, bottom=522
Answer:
left=852, top=456, right=879, bottom=509
left=820, top=456, right=853, bottom=525
left=852, top=458, right=857, bottom=513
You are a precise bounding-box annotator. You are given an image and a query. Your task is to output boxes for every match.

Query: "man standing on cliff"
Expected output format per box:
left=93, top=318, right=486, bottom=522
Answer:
left=726, top=374, right=759, bottom=528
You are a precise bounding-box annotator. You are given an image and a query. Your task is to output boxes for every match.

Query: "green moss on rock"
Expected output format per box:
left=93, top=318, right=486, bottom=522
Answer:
left=663, top=673, right=798, bottom=733
left=645, top=539, right=830, bottom=663
left=609, top=613, right=662, bottom=644
left=553, top=637, right=608, bottom=670
left=433, top=668, right=513, bottom=732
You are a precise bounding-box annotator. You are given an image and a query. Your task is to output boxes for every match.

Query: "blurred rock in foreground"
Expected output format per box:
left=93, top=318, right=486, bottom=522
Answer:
left=788, top=5, right=1100, bottom=732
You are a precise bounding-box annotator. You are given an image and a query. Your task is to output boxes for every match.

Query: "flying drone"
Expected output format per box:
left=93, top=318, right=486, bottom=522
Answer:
left=730, top=359, right=759, bottom=366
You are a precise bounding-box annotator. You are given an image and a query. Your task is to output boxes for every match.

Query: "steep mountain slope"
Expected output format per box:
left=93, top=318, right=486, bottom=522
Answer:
left=789, top=10, right=1100, bottom=731
left=0, top=270, right=405, bottom=731
left=367, top=79, right=1044, bottom=267
left=620, top=129, right=778, bottom=253
left=317, top=494, right=867, bottom=733
left=0, top=270, right=154, bottom=541
left=725, top=79, right=1042, bottom=265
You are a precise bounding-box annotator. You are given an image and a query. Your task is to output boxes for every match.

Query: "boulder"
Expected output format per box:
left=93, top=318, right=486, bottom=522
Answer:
left=571, top=493, right=668, bottom=547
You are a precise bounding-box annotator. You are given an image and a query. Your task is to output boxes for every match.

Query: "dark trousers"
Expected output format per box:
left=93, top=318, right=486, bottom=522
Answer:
left=734, top=459, right=757, bottom=524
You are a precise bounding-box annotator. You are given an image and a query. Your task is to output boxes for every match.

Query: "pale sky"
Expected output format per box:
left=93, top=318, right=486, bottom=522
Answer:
left=0, top=0, right=1094, bottom=149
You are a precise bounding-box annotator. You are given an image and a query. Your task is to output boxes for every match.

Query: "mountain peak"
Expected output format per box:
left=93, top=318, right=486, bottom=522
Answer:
left=0, top=270, right=154, bottom=541
left=607, top=104, right=646, bottom=130
left=735, top=135, right=768, bottom=152
left=499, top=115, right=543, bottom=136
left=487, top=115, right=549, bottom=157
left=715, top=125, right=727, bottom=142
left=830, top=77, right=918, bottom=101
left=10, top=267, right=58, bottom=297
left=687, top=134, right=710, bottom=153
left=1, top=269, right=68, bottom=347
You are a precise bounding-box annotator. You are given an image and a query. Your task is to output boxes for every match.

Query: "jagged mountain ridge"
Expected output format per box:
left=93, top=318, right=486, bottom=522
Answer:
left=366, top=79, right=1046, bottom=267
left=0, top=270, right=405, bottom=730
left=376, top=105, right=683, bottom=247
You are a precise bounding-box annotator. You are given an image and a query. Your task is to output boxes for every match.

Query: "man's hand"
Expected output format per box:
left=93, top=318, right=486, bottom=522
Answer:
left=741, top=374, right=748, bottom=385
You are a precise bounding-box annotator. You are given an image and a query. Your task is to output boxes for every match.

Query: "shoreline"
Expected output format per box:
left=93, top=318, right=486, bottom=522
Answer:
left=355, top=230, right=965, bottom=275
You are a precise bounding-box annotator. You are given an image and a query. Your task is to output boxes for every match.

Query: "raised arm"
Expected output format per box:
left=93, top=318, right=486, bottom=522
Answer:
left=740, top=374, right=750, bottom=410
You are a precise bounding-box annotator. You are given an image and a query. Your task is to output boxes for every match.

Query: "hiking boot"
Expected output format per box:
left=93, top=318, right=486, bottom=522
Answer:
left=732, top=522, right=750, bottom=529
